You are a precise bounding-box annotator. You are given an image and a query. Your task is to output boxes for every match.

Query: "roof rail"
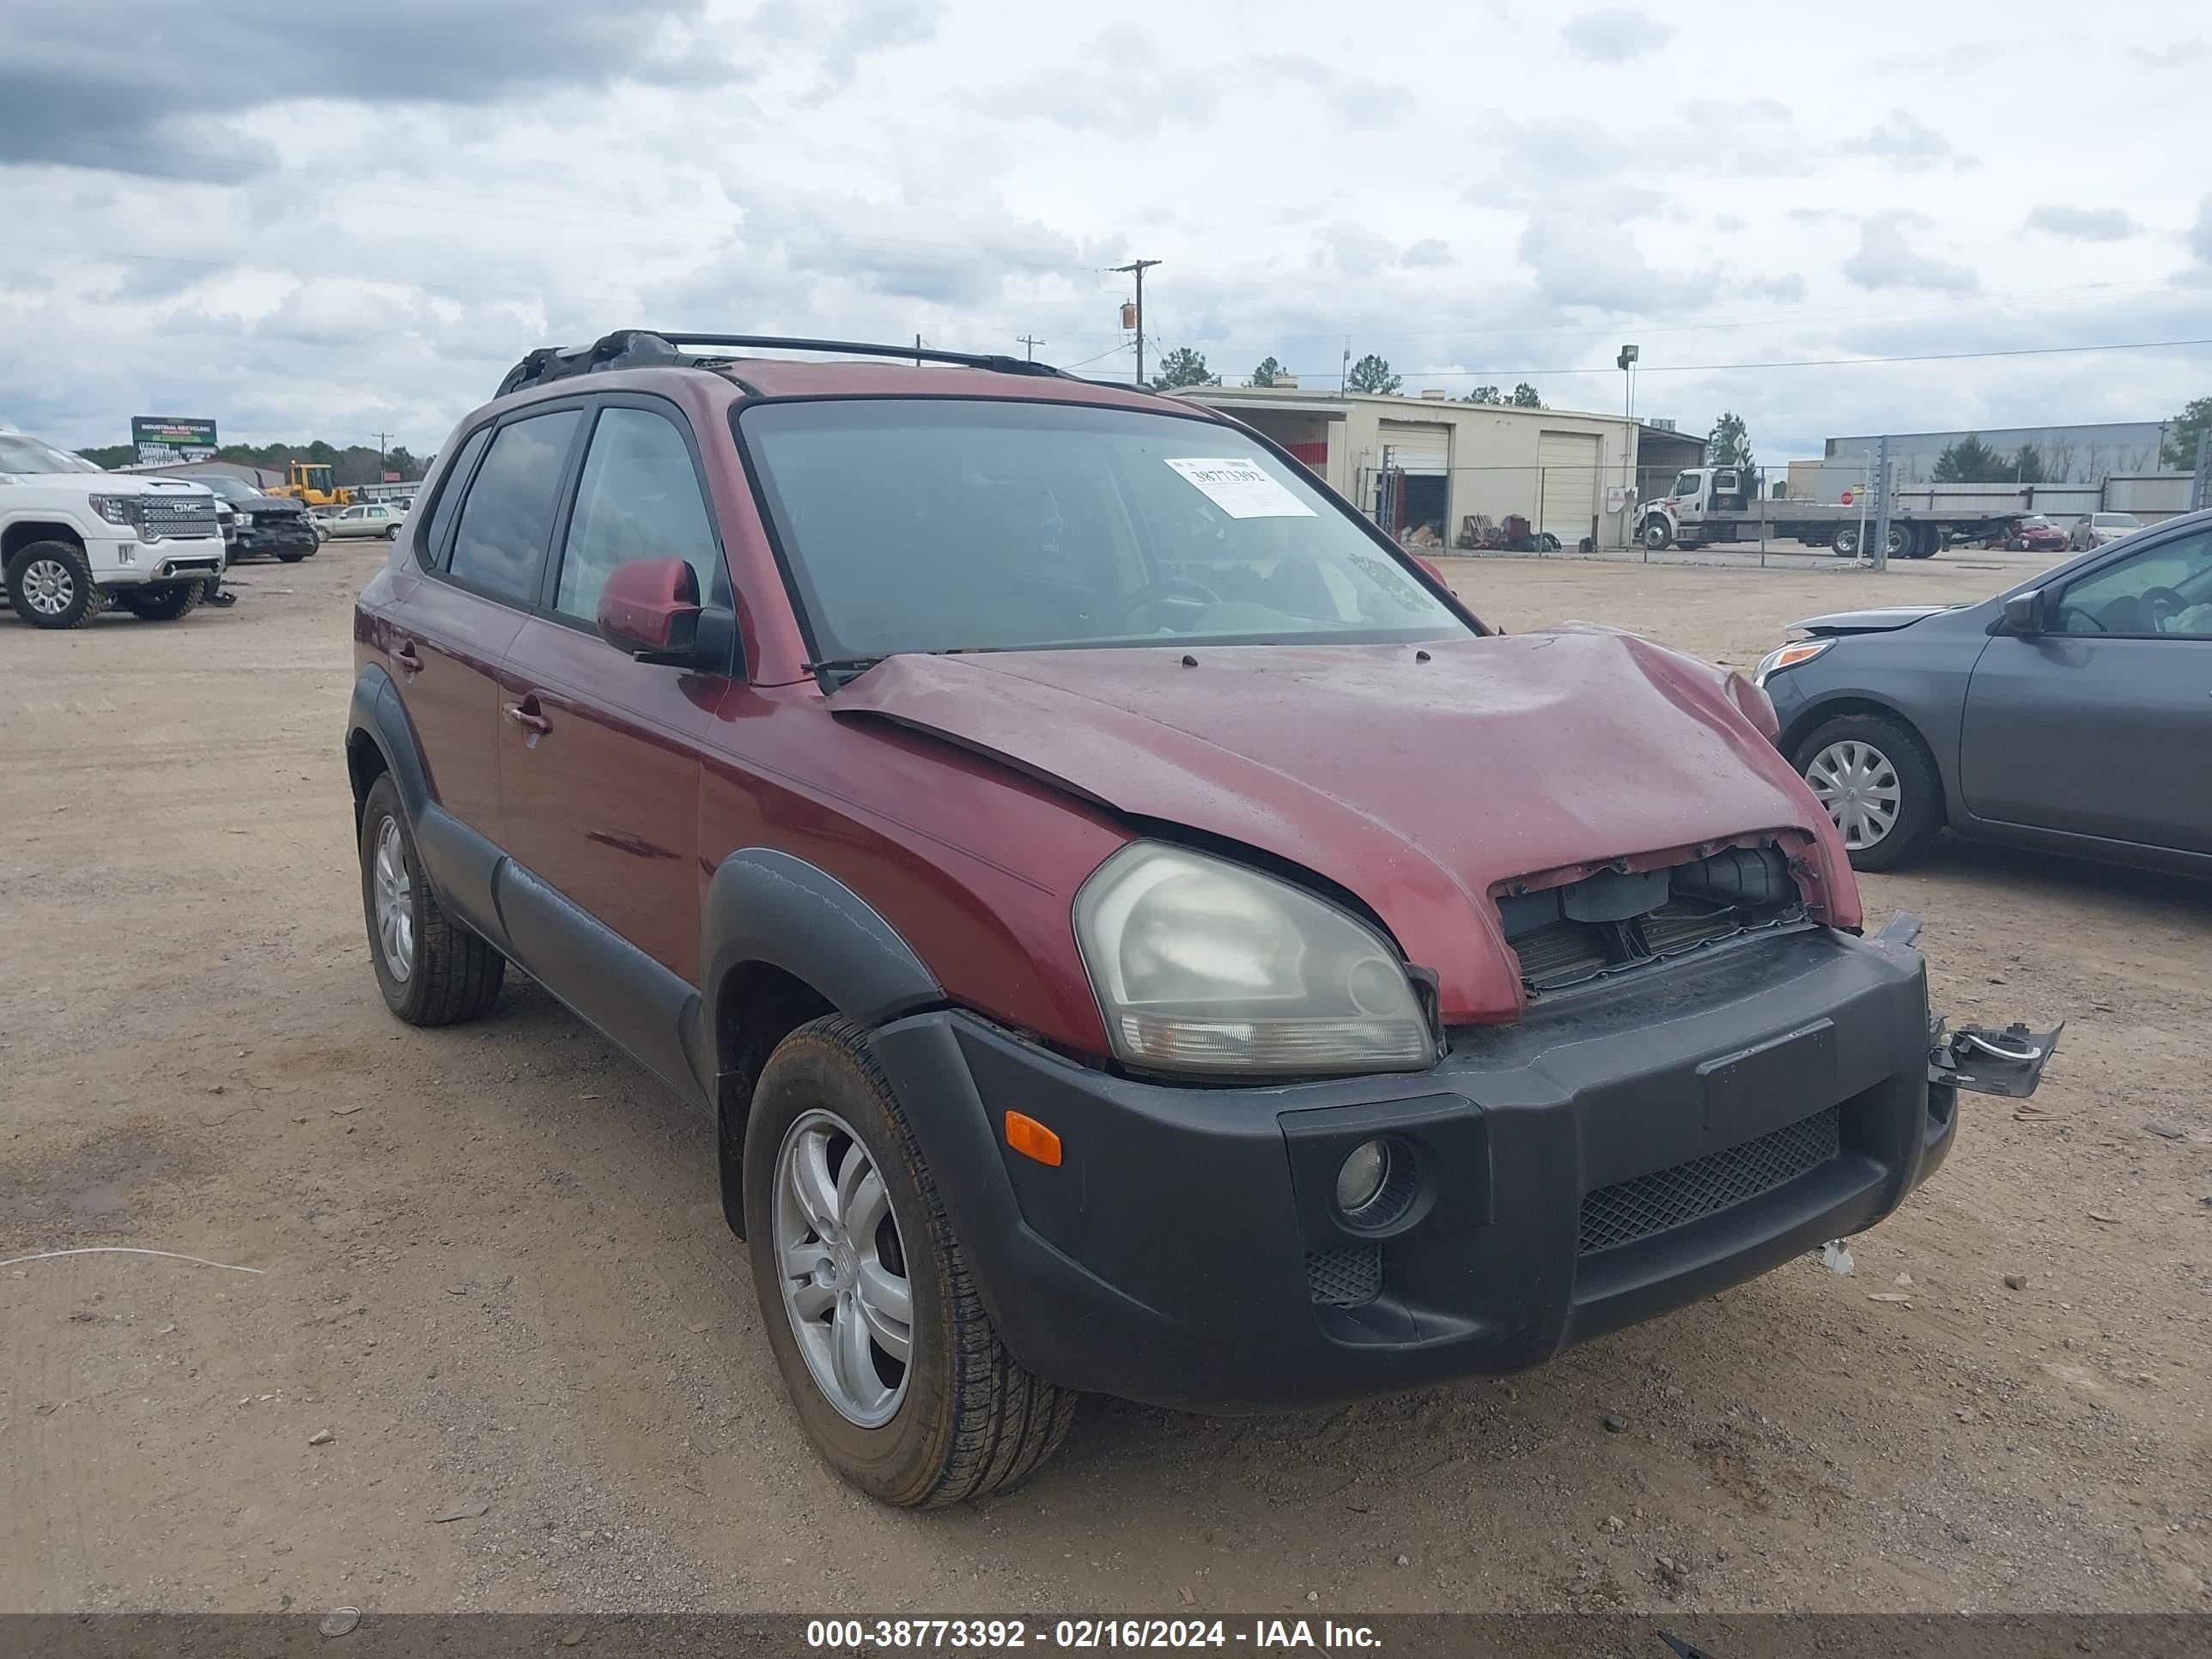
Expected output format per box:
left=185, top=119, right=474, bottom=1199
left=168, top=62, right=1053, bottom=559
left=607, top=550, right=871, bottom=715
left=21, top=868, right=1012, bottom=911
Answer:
left=494, top=329, right=1070, bottom=398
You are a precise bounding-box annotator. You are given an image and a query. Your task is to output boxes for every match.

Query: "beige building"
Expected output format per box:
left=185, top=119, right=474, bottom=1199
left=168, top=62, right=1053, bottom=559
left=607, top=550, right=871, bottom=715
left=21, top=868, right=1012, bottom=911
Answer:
left=1173, top=384, right=1698, bottom=549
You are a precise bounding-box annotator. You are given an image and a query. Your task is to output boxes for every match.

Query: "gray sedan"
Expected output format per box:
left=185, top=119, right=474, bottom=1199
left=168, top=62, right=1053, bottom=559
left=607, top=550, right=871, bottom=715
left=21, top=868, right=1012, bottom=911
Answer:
left=1754, top=507, right=2212, bottom=873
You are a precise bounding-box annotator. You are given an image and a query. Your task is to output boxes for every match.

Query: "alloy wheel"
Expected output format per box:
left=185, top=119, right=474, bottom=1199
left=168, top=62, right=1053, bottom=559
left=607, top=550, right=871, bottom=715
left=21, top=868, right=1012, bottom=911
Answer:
left=21, top=557, right=76, bottom=617
left=1806, top=739, right=1901, bottom=850
left=372, top=817, right=415, bottom=981
left=774, top=1109, right=913, bottom=1427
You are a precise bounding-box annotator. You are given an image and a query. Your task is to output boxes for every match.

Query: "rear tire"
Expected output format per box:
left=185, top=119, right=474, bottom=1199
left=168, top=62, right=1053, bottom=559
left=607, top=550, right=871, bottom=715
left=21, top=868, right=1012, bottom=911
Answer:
left=1793, top=713, right=1942, bottom=872
left=118, top=582, right=202, bottom=622
left=7, top=541, right=99, bottom=629
left=358, top=773, right=505, bottom=1024
left=1829, top=524, right=1860, bottom=556
left=278, top=551, right=309, bottom=563
left=744, top=1016, right=1077, bottom=1508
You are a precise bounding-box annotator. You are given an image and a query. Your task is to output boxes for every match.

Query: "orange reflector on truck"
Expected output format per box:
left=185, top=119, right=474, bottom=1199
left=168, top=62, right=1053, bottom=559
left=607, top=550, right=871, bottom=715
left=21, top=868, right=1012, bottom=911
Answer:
left=1003, top=1110, right=1062, bottom=1166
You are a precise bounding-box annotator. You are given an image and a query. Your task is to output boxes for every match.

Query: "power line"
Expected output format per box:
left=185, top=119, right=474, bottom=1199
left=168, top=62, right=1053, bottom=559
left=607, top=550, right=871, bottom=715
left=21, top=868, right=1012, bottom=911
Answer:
left=1249, top=337, right=2212, bottom=382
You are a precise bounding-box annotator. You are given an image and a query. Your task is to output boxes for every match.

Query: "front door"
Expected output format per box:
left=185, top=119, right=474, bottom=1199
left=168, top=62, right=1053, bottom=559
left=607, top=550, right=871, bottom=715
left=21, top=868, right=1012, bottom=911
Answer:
left=496, top=400, right=732, bottom=985
left=1960, top=525, right=2212, bottom=854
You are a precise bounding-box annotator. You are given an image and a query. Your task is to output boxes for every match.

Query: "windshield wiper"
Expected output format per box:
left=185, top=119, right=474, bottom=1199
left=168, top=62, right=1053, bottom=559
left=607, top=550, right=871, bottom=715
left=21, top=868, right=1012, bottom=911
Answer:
left=806, top=655, right=888, bottom=688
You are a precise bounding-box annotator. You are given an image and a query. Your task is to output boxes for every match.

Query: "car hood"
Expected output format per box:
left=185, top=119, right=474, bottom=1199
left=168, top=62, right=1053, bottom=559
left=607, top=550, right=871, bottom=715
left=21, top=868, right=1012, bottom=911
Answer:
left=1792, top=604, right=1957, bottom=635
left=831, top=629, right=1858, bottom=1024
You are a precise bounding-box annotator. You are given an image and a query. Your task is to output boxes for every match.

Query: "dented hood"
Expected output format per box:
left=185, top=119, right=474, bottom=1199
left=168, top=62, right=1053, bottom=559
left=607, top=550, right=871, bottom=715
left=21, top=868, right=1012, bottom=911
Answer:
left=831, top=631, right=1857, bottom=1024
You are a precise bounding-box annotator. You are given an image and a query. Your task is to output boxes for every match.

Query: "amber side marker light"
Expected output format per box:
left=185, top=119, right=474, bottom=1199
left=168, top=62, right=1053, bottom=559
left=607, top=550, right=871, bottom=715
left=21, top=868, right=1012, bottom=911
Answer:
left=1003, top=1111, right=1063, bottom=1166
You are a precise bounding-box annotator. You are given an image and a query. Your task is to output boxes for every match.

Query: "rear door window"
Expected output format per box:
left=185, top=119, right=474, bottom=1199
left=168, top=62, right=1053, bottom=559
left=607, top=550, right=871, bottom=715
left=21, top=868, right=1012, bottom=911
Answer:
left=447, top=410, right=582, bottom=605
left=416, top=426, right=490, bottom=568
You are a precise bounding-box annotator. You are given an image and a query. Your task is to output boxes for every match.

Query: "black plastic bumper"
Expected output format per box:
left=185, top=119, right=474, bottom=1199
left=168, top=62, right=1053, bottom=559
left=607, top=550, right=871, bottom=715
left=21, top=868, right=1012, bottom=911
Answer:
left=871, top=926, right=1951, bottom=1414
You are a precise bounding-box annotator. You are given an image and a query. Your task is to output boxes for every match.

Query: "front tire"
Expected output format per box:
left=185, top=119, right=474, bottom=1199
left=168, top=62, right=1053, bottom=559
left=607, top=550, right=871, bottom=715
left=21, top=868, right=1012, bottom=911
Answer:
left=745, top=1016, right=1076, bottom=1508
left=383, top=523, right=401, bottom=540
left=278, top=551, right=310, bottom=563
left=358, top=774, right=505, bottom=1024
left=117, top=582, right=202, bottom=622
left=7, top=541, right=99, bottom=629
left=1638, top=517, right=1673, bottom=551
left=1794, top=713, right=1942, bottom=872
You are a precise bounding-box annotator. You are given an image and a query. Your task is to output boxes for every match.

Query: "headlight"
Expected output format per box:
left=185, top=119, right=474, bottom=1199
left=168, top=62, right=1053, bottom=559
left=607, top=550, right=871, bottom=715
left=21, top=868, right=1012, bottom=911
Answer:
left=88, top=494, right=137, bottom=526
left=1073, top=842, right=1431, bottom=1076
left=1753, top=637, right=1834, bottom=687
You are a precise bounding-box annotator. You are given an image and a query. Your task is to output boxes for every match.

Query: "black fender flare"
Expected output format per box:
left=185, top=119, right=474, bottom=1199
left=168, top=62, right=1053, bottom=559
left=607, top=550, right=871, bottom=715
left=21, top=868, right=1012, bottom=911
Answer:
left=699, top=849, right=944, bottom=1080
left=346, top=663, right=430, bottom=824
left=700, top=849, right=946, bottom=1236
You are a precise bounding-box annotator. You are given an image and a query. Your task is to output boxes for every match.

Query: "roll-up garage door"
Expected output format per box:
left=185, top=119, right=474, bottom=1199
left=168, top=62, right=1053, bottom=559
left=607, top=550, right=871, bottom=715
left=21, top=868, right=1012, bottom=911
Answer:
left=1377, top=421, right=1450, bottom=475
left=1536, top=429, right=1601, bottom=543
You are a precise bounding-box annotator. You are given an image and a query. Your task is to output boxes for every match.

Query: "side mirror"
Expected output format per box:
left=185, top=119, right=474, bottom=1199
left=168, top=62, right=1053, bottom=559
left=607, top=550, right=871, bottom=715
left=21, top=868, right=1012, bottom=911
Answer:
left=1999, top=588, right=2043, bottom=637
left=598, top=557, right=702, bottom=663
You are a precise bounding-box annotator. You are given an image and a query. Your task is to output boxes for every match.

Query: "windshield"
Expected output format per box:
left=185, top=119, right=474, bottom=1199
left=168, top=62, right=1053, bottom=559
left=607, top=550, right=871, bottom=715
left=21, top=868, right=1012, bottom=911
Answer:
left=740, top=399, right=1470, bottom=659
left=0, top=433, right=102, bottom=474
left=302, top=465, right=333, bottom=489
left=1670, top=471, right=1700, bottom=497
left=166, top=473, right=252, bottom=500
left=2095, top=514, right=2140, bottom=527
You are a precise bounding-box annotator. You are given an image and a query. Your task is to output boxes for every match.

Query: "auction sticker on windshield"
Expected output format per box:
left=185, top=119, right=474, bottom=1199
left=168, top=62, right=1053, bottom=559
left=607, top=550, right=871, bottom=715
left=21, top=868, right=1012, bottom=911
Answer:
left=1164, top=457, right=1316, bottom=520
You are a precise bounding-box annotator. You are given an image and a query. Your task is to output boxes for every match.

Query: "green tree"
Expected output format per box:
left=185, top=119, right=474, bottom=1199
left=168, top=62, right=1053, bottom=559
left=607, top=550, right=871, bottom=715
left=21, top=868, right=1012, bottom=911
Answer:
left=1510, top=383, right=1544, bottom=409
left=1931, top=433, right=2008, bottom=483
left=1152, top=346, right=1219, bottom=389
left=1249, top=356, right=1284, bottom=387
left=1706, top=411, right=1753, bottom=469
left=1346, top=353, right=1401, bottom=395
left=2161, top=395, right=2212, bottom=470
left=2008, top=444, right=2046, bottom=483
left=76, top=444, right=135, bottom=468
left=1462, top=385, right=1502, bottom=404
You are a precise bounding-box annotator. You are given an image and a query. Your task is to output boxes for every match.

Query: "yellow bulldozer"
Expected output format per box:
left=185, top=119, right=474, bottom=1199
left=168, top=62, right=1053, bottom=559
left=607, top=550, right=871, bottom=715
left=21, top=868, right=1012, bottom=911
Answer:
left=270, top=459, right=353, bottom=508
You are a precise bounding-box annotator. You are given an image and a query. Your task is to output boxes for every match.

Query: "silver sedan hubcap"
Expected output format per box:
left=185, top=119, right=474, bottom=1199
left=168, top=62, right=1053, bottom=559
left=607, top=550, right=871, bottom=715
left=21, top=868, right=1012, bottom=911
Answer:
left=372, top=817, right=415, bottom=981
left=22, top=558, right=75, bottom=615
left=1807, top=739, right=1901, bottom=849
left=775, top=1109, right=912, bottom=1427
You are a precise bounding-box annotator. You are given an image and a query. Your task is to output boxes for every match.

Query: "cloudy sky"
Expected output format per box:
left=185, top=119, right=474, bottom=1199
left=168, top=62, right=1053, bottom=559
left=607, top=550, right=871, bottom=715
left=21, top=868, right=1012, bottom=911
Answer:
left=4, top=0, right=2209, bottom=462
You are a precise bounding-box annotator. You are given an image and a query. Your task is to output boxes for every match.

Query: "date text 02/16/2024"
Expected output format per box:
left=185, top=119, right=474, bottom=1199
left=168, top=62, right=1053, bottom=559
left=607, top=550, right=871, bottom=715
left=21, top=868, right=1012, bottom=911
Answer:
left=805, top=1620, right=1383, bottom=1650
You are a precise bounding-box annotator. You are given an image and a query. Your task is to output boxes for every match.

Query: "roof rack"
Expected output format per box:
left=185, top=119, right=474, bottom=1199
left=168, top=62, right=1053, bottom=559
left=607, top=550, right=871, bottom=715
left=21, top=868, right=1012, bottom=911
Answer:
left=495, top=329, right=1070, bottom=398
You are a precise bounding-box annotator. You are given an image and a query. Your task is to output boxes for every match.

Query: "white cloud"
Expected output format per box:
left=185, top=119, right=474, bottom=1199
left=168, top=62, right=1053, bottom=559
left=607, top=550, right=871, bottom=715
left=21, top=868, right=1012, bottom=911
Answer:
left=1558, top=7, right=1674, bottom=62
left=1845, top=109, right=1972, bottom=172
left=2024, top=204, right=2143, bottom=242
left=1840, top=212, right=1977, bottom=293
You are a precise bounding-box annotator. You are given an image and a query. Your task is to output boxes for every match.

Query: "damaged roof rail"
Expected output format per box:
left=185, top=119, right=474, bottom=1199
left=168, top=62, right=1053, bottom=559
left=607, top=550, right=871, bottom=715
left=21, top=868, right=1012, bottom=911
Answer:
left=495, top=329, right=1071, bottom=397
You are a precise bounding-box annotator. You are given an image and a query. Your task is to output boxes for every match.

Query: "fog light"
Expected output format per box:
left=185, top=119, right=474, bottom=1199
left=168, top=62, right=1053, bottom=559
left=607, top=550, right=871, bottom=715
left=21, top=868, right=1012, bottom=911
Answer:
left=1335, top=1139, right=1389, bottom=1215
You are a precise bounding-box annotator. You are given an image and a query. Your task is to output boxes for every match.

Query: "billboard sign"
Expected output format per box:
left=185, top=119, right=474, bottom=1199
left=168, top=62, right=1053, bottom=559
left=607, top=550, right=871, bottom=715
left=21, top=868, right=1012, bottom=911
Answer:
left=131, top=416, right=219, bottom=465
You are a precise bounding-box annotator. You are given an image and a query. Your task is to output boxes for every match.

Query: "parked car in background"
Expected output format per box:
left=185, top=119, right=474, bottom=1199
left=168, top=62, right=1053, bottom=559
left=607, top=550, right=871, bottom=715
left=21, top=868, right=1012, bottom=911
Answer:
left=344, top=328, right=2055, bottom=1508
left=1755, top=508, right=2212, bottom=872
left=325, top=501, right=408, bottom=539
left=2002, top=514, right=2068, bottom=553
left=1, top=427, right=227, bottom=628
left=2069, top=511, right=2142, bottom=550
left=161, top=472, right=319, bottom=562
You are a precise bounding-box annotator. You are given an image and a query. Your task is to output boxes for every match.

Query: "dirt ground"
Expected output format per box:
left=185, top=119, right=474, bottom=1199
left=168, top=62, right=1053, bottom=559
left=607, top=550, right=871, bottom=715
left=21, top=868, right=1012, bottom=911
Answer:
left=3, top=544, right=2207, bottom=1618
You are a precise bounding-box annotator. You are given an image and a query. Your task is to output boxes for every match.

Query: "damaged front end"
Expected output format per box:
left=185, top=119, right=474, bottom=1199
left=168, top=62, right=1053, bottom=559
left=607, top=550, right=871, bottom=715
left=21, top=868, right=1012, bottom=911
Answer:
left=1877, top=911, right=2064, bottom=1101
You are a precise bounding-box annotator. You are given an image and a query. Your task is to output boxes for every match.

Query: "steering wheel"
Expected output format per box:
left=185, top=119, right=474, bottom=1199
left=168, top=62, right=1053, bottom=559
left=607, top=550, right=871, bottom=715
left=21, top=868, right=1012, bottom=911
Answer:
left=1099, top=577, right=1223, bottom=631
left=2142, top=586, right=2188, bottom=630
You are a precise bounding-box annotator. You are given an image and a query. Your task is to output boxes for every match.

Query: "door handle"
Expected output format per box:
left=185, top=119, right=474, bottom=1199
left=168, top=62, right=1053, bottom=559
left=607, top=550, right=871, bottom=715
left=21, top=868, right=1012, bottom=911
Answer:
left=502, top=698, right=552, bottom=737
left=391, top=641, right=422, bottom=676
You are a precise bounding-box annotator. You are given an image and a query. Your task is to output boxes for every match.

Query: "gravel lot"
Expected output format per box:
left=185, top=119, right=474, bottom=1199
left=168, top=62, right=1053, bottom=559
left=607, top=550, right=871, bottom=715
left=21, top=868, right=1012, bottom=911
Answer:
left=3, top=544, right=2207, bottom=1617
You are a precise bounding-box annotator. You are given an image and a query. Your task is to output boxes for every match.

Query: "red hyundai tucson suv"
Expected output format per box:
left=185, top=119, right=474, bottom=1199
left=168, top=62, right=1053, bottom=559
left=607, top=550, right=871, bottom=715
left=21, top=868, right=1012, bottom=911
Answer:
left=346, top=331, right=2054, bottom=1507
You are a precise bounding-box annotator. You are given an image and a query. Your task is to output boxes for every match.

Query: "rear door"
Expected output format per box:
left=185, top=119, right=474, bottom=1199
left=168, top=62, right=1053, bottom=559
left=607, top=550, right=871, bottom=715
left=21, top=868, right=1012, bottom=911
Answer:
left=496, top=398, right=731, bottom=988
left=1960, top=525, right=2212, bottom=854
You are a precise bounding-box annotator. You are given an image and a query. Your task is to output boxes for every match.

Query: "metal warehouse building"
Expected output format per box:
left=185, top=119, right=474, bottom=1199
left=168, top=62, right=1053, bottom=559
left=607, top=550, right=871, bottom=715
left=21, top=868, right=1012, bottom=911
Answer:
left=1176, top=385, right=1700, bottom=550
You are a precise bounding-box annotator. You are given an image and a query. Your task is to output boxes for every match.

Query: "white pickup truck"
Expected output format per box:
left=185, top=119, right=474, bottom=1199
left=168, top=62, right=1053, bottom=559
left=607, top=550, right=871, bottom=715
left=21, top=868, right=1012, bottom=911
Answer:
left=1, top=428, right=228, bottom=629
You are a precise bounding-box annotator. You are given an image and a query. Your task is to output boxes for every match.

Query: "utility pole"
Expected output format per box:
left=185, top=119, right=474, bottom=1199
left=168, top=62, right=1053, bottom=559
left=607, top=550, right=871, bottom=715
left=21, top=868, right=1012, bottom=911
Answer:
left=2192, top=428, right=2211, bottom=513
left=1110, top=258, right=1161, bottom=385
left=372, top=429, right=393, bottom=480
left=1018, top=333, right=1045, bottom=362
left=914, top=333, right=923, bottom=368
left=1872, top=434, right=1893, bottom=572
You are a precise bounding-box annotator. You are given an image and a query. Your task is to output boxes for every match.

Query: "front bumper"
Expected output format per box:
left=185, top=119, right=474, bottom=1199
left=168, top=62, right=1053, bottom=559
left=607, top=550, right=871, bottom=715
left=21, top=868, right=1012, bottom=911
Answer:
left=236, top=520, right=318, bottom=556
left=872, top=925, right=1950, bottom=1413
left=86, top=533, right=228, bottom=586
